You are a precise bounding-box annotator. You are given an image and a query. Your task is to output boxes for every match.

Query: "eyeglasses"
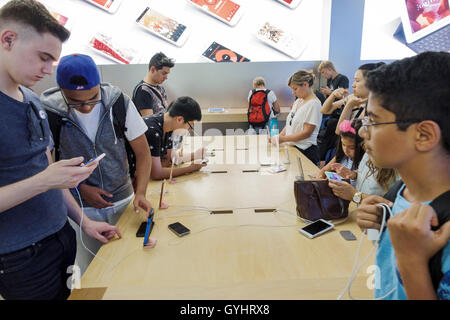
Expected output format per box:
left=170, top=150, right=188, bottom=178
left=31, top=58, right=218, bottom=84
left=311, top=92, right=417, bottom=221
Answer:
left=61, top=90, right=101, bottom=108
left=361, top=116, right=420, bottom=134
left=187, top=122, right=194, bottom=131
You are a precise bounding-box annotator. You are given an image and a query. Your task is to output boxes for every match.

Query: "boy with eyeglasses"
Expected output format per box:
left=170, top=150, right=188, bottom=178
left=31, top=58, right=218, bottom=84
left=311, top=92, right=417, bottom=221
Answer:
left=144, top=96, right=207, bottom=180
left=354, top=51, right=450, bottom=300
left=41, top=53, right=152, bottom=275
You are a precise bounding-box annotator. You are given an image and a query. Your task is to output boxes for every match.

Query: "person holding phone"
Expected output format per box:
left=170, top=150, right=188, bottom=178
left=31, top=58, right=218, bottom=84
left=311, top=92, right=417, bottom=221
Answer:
left=316, top=120, right=364, bottom=183
left=269, top=70, right=322, bottom=166
left=317, top=61, right=350, bottom=167
left=132, top=52, right=175, bottom=117
left=318, top=61, right=349, bottom=98
left=317, top=120, right=399, bottom=205
left=41, top=53, right=152, bottom=276
left=0, top=0, right=121, bottom=300
left=145, top=96, right=207, bottom=180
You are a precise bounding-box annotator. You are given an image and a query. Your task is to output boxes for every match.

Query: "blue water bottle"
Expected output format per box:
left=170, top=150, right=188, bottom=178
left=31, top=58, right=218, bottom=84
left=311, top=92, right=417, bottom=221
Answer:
left=269, top=117, right=279, bottom=137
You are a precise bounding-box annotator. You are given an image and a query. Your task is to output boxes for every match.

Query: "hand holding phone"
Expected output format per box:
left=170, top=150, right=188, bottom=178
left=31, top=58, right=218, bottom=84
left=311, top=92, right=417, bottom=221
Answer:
left=81, top=153, right=106, bottom=167
left=186, top=0, right=244, bottom=26
left=325, top=171, right=343, bottom=182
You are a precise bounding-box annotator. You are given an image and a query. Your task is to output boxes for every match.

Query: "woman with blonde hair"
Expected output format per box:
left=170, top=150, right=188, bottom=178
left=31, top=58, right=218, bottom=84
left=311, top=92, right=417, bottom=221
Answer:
left=270, top=70, right=322, bottom=165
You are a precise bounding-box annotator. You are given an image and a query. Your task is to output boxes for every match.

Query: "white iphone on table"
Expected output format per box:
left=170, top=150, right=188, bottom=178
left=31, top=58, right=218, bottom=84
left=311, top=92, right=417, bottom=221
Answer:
left=298, top=219, right=334, bottom=239
left=186, top=0, right=244, bottom=26
left=136, top=7, right=190, bottom=47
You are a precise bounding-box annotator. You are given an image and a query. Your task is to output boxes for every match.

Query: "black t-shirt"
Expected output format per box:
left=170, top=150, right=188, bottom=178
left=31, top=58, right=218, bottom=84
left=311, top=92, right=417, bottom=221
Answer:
left=132, top=81, right=167, bottom=115
left=143, top=113, right=173, bottom=159
left=326, top=73, right=349, bottom=91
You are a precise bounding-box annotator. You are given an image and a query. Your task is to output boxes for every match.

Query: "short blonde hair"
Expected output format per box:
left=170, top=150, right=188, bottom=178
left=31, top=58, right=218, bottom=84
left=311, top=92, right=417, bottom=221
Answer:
left=253, top=77, right=265, bottom=88
left=318, top=61, right=335, bottom=72
left=288, top=70, right=315, bottom=87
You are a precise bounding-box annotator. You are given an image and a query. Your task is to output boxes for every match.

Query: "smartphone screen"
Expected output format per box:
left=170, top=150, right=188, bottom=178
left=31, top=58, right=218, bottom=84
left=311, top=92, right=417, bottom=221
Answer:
left=136, top=222, right=147, bottom=237
left=258, top=22, right=287, bottom=45
left=137, top=7, right=187, bottom=42
left=88, top=0, right=114, bottom=9
left=89, top=33, right=138, bottom=64
left=302, top=220, right=332, bottom=236
left=325, top=171, right=342, bottom=182
left=190, top=0, right=240, bottom=22
left=202, top=42, right=250, bottom=62
left=168, top=222, right=190, bottom=236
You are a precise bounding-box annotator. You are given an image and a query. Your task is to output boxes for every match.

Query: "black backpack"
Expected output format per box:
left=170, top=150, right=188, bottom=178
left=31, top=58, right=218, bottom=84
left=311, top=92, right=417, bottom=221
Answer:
left=47, top=93, right=137, bottom=178
left=383, top=181, right=450, bottom=292
left=248, top=89, right=271, bottom=127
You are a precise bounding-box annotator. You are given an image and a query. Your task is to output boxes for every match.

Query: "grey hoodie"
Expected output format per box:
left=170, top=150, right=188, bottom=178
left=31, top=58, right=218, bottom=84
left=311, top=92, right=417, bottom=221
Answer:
left=40, top=83, right=135, bottom=204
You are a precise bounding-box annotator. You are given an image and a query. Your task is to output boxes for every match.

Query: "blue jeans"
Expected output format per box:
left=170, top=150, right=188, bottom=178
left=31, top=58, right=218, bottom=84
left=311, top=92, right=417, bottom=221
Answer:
left=0, top=221, right=76, bottom=300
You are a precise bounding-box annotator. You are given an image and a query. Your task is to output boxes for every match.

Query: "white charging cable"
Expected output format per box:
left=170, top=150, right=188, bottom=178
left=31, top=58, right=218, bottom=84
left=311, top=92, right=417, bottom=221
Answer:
left=74, top=187, right=113, bottom=266
left=337, top=203, right=396, bottom=300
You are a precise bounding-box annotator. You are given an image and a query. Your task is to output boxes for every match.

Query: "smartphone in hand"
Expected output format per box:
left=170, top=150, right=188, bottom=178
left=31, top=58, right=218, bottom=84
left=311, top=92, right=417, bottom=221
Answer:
left=81, top=153, right=106, bottom=167
left=325, top=171, right=343, bottom=182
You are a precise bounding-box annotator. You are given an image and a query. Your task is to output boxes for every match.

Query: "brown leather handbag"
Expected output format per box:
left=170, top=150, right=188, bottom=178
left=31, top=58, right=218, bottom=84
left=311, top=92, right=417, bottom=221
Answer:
left=294, top=180, right=350, bottom=221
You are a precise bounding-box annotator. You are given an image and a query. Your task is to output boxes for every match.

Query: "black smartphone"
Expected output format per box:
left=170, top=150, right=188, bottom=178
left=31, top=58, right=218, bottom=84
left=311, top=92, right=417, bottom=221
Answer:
left=168, top=222, right=190, bottom=237
left=136, top=221, right=155, bottom=237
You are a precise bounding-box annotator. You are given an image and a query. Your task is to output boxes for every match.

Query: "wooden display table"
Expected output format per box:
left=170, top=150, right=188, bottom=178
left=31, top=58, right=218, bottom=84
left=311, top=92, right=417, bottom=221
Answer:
left=69, top=135, right=374, bottom=300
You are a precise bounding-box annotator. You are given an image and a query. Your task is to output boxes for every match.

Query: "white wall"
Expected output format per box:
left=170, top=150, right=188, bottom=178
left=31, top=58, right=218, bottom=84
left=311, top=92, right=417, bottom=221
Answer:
left=32, top=60, right=323, bottom=109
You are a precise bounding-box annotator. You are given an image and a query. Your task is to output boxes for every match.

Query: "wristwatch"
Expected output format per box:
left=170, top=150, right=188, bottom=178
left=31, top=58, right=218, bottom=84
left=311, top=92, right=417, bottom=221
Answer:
left=352, top=192, right=362, bottom=205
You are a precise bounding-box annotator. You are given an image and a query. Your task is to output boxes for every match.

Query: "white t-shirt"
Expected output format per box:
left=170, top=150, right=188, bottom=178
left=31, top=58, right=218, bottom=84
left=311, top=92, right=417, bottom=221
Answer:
left=285, top=98, right=322, bottom=150
left=73, top=100, right=147, bottom=143
left=248, top=89, right=278, bottom=118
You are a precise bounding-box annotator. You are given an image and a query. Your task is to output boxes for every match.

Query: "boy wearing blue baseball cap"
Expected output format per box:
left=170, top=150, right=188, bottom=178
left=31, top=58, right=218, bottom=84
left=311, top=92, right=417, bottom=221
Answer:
left=41, top=53, right=153, bottom=275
